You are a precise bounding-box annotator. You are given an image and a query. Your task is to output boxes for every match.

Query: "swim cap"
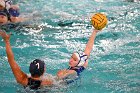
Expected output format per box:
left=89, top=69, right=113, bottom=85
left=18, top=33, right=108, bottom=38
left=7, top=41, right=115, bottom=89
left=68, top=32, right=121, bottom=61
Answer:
left=0, top=11, right=7, bottom=16
left=74, top=52, right=88, bottom=67
left=29, top=59, right=45, bottom=77
left=0, top=0, right=5, bottom=8
left=9, top=8, right=20, bottom=17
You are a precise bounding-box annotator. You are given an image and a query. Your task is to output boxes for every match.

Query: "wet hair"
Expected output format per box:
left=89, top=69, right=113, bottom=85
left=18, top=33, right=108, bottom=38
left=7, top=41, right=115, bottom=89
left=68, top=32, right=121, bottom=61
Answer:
left=29, top=59, right=45, bottom=77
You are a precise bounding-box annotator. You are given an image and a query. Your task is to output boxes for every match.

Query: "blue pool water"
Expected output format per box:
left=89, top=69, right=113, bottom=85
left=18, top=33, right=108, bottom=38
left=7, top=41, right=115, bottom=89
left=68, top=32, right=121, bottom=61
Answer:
left=0, top=0, right=140, bottom=93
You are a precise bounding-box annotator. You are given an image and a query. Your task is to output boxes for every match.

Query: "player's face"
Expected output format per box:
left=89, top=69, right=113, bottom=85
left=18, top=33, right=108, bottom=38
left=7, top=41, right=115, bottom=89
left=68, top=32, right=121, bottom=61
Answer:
left=0, top=15, right=8, bottom=25
left=69, top=53, right=79, bottom=67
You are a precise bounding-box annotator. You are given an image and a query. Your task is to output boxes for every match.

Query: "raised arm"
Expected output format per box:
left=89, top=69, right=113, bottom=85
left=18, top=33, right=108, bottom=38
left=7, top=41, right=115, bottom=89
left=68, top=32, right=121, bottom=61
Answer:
left=57, top=29, right=100, bottom=79
left=84, top=29, right=99, bottom=57
left=0, top=31, right=28, bottom=86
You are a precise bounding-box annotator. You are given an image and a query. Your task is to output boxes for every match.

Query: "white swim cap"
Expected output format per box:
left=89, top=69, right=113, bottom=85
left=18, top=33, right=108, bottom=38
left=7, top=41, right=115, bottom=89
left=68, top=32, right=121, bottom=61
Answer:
left=74, top=52, right=88, bottom=66
left=0, top=0, right=5, bottom=8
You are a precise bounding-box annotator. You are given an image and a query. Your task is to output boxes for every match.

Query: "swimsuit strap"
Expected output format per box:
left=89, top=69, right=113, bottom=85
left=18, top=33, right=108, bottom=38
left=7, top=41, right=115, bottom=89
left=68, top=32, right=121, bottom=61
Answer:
left=68, top=66, right=85, bottom=76
left=27, top=78, right=42, bottom=90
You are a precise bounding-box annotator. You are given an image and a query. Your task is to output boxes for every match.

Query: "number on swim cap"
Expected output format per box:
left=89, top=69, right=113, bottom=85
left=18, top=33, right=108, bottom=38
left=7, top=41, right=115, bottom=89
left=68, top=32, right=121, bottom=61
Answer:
left=36, top=63, right=40, bottom=69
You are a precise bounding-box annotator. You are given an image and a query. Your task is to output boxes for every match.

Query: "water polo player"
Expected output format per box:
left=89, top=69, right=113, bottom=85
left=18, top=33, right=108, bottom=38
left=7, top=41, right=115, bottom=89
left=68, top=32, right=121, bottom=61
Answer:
left=57, top=13, right=108, bottom=84
left=0, top=31, right=53, bottom=90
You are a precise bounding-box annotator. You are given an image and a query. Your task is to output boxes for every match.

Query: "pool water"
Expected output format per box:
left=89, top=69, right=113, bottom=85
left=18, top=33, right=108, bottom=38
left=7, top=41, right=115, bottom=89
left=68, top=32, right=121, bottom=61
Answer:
left=0, top=0, right=140, bottom=93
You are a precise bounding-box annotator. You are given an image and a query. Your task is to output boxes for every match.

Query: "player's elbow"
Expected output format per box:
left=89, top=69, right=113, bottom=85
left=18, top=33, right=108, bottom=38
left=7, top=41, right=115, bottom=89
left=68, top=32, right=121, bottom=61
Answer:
left=16, top=77, right=23, bottom=85
left=16, top=75, right=27, bottom=86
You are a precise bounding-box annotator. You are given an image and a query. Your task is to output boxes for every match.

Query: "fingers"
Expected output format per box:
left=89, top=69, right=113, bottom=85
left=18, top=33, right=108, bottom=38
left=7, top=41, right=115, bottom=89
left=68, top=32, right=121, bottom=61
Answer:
left=0, top=30, right=3, bottom=33
left=0, top=30, right=4, bottom=36
left=0, top=30, right=10, bottom=36
left=0, top=31, right=10, bottom=41
left=0, top=30, right=6, bottom=36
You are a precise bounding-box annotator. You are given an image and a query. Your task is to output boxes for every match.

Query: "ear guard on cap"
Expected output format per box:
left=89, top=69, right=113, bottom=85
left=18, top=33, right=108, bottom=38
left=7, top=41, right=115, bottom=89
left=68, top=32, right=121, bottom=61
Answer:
left=74, top=52, right=88, bottom=66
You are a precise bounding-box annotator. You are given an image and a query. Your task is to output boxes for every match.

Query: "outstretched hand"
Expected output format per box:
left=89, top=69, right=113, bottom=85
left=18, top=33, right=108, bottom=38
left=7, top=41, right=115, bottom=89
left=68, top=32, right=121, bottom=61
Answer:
left=0, top=30, right=11, bottom=42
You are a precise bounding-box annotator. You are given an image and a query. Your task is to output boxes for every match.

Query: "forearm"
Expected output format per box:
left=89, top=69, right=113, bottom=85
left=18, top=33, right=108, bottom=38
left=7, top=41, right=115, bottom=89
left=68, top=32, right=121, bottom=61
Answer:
left=5, top=41, right=27, bottom=83
left=84, top=30, right=97, bottom=57
left=5, top=41, right=15, bottom=61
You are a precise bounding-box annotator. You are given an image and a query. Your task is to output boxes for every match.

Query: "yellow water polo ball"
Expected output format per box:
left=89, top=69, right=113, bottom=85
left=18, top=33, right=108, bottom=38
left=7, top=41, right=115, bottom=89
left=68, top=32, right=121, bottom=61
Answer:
left=91, top=13, right=108, bottom=30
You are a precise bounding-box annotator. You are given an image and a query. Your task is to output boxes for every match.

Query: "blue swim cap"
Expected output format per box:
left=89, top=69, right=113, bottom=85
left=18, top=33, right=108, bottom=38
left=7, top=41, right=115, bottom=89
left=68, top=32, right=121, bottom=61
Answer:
left=29, top=59, right=45, bottom=77
left=9, top=8, right=20, bottom=17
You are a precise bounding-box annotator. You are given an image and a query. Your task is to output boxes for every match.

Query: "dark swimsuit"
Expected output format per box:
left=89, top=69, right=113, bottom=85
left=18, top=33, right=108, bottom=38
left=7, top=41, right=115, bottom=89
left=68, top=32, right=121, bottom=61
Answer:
left=27, top=78, right=42, bottom=90
left=68, top=66, right=85, bottom=76
left=65, top=66, right=85, bottom=84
